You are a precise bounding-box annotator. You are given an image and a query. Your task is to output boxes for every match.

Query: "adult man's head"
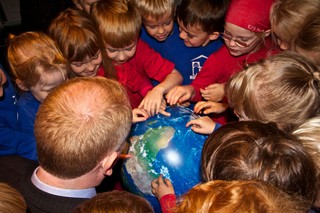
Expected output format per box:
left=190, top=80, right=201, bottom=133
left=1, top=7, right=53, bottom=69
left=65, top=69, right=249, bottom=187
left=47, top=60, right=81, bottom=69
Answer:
left=34, top=77, right=132, bottom=185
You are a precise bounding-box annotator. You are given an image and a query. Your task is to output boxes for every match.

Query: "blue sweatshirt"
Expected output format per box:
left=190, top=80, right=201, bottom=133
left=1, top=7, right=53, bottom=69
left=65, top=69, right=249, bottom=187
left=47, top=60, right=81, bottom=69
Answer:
left=17, top=92, right=40, bottom=134
left=0, top=66, right=37, bottom=161
left=141, top=22, right=223, bottom=85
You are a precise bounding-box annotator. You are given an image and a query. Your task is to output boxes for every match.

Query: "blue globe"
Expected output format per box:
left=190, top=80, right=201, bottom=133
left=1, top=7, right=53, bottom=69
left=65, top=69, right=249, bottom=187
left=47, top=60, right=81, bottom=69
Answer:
left=121, top=106, right=208, bottom=212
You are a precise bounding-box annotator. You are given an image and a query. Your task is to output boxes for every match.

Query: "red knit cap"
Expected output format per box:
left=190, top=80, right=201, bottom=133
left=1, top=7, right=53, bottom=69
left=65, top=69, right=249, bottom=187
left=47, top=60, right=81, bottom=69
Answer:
left=225, top=0, right=273, bottom=32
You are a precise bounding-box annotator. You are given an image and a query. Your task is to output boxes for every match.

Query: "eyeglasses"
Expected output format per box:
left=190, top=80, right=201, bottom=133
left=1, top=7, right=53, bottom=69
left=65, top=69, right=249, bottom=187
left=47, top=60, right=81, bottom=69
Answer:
left=221, top=33, right=259, bottom=48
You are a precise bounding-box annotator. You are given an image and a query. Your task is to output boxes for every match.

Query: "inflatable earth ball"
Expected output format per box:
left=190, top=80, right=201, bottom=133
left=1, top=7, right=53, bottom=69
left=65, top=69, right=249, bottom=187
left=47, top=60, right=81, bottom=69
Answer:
left=121, top=105, right=208, bottom=212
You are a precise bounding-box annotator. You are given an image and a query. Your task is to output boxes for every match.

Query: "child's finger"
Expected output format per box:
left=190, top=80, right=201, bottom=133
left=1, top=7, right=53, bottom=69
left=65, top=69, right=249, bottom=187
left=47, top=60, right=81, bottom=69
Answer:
left=139, top=108, right=149, bottom=117
left=158, top=174, right=164, bottom=185
left=151, top=178, right=159, bottom=189
left=168, top=93, right=179, bottom=105
left=159, top=109, right=171, bottom=117
left=134, top=117, right=147, bottom=122
left=178, top=92, right=191, bottom=104
left=186, top=119, right=198, bottom=127
left=194, top=102, right=206, bottom=113
left=191, top=126, right=203, bottom=134
left=164, top=178, right=173, bottom=188
left=151, top=188, right=156, bottom=195
left=155, top=101, right=160, bottom=115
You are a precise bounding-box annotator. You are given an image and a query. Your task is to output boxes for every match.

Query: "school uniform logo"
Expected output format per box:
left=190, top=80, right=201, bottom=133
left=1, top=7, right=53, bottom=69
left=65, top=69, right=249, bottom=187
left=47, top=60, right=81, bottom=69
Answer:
left=190, top=55, right=208, bottom=80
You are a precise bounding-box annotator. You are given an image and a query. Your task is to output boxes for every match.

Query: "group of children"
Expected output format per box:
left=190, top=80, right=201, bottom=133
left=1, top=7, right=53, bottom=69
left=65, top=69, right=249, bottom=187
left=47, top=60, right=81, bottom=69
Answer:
left=1, top=0, right=320, bottom=212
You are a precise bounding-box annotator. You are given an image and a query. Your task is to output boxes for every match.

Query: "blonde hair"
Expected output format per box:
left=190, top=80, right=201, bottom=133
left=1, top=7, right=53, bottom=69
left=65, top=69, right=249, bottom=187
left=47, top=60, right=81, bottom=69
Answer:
left=7, top=32, right=68, bottom=88
left=226, top=51, right=320, bottom=132
left=0, top=183, right=27, bottom=213
left=174, top=180, right=309, bottom=213
left=49, top=8, right=117, bottom=79
left=292, top=116, right=320, bottom=208
left=34, top=77, right=132, bottom=179
left=134, top=0, right=176, bottom=21
left=293, top=116, right=320, bottom=174
left=91, top=0, right=142, bottom=48
left=72, top=190, right=153, bottom=213
left=270, top=0, right=320, bottom=48
left=294, top=12, right=320, bottom=59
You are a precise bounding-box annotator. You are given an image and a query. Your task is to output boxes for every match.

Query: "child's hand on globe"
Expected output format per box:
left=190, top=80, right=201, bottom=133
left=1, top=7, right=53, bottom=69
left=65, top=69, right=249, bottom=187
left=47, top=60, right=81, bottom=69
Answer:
left=186, top=116, right=216, bottom=135
left=132, top=108, right=149, bottom=123
left=200, top=83, right=225, bottom=102
left=151, top=174, right=175, bottom=200
left=194, top=101, right=228, bottom=115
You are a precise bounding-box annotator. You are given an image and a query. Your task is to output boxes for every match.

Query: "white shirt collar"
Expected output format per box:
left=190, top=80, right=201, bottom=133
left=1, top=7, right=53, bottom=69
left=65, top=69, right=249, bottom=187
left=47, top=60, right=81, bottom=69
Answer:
left=31, top=167, right=96, bottom=198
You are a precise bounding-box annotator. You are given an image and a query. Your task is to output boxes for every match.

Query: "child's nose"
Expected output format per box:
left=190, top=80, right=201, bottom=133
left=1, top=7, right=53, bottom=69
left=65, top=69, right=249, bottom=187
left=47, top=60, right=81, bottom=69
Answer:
left=179, top=31, right=187, bottom=39
left=157, top=26, right=165, bottom=34
left=118, top=52, right=126, bottom=60
left=87, top=61, right=95, bottom=71
left=228, top=39, right=237, bottom=47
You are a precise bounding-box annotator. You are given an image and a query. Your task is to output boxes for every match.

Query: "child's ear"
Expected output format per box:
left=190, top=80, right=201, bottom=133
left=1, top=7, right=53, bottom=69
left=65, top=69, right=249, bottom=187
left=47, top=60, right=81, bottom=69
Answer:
left=15, top=79, right=29, bottom=91
left=101, top=152, right=119, bottom=176
left=209, top=32, right=220, bottom=41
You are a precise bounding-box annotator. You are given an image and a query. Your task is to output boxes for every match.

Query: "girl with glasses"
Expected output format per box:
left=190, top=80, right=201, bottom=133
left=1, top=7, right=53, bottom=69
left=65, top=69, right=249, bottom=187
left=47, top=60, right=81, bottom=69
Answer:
left=166, top=0, right=278, bottom=125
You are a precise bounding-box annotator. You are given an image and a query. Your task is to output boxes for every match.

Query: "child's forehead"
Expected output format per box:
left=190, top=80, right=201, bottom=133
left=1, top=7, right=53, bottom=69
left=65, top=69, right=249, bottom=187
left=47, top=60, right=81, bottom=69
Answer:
left=143, top=12, right=173, bottom=23
left=143, top=10, right=174, bottom=22
left=72, top=50, right=100, bottom=63
left=224, top=22, right=256, bottom=37
left=178, top=19, right=205, bottom=33
left=105, top=41, right=137, bottom=50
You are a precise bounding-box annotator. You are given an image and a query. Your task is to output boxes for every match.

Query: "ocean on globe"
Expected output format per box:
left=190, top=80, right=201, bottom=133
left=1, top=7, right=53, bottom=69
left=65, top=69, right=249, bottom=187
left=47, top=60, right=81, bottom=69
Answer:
left=121, top=105, right=208, bottom=212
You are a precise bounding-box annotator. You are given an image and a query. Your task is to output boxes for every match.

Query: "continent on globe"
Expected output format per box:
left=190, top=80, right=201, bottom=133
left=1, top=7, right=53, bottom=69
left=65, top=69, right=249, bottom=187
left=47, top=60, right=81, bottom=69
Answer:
left=121, top=105, right=208, bottom=212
